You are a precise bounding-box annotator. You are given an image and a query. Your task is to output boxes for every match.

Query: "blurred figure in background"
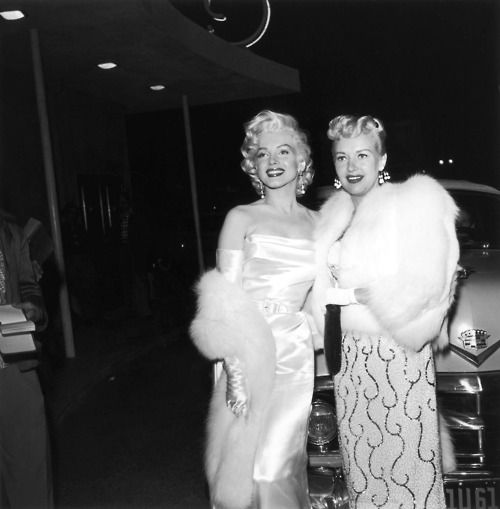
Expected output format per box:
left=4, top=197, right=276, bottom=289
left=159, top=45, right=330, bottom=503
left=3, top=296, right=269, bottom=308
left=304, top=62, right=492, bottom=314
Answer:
left=60, top=202, right=100, bottom=324
left=0, top=209, right=53, bottom=508
left=117, top=191, right=154, bottom=319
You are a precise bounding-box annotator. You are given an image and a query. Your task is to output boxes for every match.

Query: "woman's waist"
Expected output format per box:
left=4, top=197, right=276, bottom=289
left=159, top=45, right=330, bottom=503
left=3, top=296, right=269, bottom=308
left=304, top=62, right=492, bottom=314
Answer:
left=254, top=298, right=304, bottom=315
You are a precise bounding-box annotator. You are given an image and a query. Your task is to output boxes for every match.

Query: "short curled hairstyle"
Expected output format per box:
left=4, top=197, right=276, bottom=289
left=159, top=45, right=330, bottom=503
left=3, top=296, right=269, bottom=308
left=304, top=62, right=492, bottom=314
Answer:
left=327, top=115, right=386, bottom=155
left=240, top=110, right=314, bottom=196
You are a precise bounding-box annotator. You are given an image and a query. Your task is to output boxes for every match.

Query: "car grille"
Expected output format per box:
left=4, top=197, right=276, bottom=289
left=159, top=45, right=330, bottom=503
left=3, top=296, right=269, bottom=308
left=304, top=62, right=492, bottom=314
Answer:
left=437, top=372, right=500, bottom=476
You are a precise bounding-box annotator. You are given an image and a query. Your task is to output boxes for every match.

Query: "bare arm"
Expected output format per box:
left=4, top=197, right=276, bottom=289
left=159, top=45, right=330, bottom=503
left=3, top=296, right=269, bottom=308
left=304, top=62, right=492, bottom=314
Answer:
left=218, top=206, right=251, bottom=250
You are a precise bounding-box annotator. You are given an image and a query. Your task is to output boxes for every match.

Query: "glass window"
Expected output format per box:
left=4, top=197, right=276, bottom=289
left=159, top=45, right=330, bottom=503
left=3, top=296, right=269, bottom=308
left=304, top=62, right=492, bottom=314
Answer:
left=451, top=191, right=500, bottom=249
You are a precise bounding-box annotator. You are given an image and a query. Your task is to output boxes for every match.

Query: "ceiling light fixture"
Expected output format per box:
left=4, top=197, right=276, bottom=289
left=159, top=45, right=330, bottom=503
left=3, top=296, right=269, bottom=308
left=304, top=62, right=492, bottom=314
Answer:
left=0, top=10, right=25, bottom=21
left=150, top=85, right=165, bottom=91
left=97, top=62, right=117, bottom=70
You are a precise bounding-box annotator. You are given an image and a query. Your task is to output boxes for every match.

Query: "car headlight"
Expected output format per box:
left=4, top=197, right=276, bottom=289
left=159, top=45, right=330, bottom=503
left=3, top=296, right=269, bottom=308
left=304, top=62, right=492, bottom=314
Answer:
left=308, top=399, right=337, bottom=446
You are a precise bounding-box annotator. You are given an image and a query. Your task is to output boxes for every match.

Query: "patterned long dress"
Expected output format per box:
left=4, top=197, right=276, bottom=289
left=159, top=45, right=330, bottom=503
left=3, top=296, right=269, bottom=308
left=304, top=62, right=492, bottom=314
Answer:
left=334, top=331, right=445, bottom=508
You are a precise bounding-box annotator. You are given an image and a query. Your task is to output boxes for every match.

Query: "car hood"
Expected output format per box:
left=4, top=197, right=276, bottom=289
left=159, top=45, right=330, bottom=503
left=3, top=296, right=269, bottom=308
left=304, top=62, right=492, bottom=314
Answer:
left=435, top=248, right=500, bottom=373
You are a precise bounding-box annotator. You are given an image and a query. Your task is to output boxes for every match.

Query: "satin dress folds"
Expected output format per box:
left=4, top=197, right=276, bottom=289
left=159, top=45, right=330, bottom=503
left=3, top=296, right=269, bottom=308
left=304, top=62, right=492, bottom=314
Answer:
left=219, top=233, right=316, bottom=509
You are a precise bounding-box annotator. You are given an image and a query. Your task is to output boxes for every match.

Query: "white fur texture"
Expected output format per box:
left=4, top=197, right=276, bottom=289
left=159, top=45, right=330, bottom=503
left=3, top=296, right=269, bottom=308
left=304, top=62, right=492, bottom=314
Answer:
left=313, top=174, right=459, bottom=352
left=311, top=190, right=354, bottom=341
left=190, top=269, right=275, bottom=509
left=312, top=175, right=459, bottom=472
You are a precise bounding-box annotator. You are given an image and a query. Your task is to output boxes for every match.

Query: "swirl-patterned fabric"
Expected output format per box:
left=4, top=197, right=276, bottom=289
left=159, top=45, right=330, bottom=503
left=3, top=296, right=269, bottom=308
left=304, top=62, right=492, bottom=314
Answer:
left=334, top=332, right=446, bottom=508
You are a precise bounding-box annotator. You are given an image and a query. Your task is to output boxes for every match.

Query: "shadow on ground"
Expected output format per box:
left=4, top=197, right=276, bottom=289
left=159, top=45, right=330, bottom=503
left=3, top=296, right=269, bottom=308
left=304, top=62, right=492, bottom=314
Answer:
left=44, top=318, right=212, bottom=508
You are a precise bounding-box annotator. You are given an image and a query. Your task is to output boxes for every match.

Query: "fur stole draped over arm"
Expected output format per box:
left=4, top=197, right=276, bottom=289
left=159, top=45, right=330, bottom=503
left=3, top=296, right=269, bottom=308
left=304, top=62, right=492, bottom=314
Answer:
left=311, top=191, right=355, bottom=343
left=190, top=269, right=275, bottom=509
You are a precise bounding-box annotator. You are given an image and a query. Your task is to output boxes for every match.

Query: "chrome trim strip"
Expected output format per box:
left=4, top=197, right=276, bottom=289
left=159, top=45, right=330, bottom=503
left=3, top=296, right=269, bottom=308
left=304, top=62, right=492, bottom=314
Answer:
left=446, top=411, right=485, bottom=430
left=308, top=452, right=343, bottom=469
left=436, top=374, right=482, bottom=394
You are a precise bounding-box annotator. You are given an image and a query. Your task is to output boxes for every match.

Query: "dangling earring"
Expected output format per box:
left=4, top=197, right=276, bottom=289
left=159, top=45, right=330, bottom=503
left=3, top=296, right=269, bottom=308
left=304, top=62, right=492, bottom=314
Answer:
left=258, top=180, right=265, bottom=199
left=333, top=178, right=342, bottom=190
left=378, top=170, right=391, bottom=185
left=298, top=174, right=306, bottom=196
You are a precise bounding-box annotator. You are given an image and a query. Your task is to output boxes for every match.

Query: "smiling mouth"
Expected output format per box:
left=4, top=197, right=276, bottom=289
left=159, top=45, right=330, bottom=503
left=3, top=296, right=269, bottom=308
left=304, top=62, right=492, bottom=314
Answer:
left=346, top=175, right=363, bottom=183
left=266, top=168, right=285, bottom=177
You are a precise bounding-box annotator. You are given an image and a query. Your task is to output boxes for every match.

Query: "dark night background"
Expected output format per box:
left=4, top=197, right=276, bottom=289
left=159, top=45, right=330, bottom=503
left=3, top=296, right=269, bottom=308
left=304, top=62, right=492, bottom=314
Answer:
left=126, top=0, right=499, bottom=271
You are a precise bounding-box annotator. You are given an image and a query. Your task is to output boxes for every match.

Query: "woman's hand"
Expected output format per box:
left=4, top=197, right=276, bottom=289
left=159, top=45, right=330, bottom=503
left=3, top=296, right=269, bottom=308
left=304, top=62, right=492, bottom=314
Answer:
left=354, top=287, right=369, bottom=305
left=325, top=287, right=358, bottom=306
left=223, top=357, right=248, bottom=417
left=325, top=286, right=369, bottom=306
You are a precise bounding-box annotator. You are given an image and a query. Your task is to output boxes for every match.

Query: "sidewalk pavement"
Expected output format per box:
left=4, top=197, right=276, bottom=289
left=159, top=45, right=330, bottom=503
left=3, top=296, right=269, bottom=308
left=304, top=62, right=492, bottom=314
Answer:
left=41, top=312, right=185, bottom=424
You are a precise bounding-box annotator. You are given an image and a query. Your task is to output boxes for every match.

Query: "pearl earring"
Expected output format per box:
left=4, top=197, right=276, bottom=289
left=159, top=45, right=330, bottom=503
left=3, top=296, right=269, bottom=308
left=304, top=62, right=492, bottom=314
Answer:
left=378, top=170, right=391, bottom=185
left=333, top=178, right=342, bottom=190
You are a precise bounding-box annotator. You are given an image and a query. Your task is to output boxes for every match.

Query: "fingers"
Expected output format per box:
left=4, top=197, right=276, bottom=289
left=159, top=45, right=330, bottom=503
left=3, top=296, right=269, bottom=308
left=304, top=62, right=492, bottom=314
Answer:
left=227, top=399, right=248, bottom=417
left=325, top=287, right=358, bottom=306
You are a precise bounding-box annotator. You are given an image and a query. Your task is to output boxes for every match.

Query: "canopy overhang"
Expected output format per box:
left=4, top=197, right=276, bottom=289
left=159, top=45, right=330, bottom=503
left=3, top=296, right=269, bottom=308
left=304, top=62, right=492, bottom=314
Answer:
left=0, top=0, right=300, bottom=112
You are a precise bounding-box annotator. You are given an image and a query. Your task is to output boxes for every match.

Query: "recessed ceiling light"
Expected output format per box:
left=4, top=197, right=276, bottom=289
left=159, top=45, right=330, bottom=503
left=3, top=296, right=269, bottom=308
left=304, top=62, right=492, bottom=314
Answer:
left=0, top=10, right=25, bottom=21
left=97, top=62, right=117, bottom=70
left=150, top=85, right=165, bottom=91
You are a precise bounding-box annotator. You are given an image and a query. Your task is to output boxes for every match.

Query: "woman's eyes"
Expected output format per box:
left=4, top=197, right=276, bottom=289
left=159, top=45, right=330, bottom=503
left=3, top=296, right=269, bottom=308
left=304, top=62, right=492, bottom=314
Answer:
left=335, top=153, right=369, bottom=162
left=256, top=148, right=290, bottom=159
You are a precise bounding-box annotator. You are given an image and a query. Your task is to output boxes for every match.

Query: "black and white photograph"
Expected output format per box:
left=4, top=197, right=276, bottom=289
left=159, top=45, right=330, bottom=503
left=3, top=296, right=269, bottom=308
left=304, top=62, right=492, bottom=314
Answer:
left=0, top=1, right=498, bottom=508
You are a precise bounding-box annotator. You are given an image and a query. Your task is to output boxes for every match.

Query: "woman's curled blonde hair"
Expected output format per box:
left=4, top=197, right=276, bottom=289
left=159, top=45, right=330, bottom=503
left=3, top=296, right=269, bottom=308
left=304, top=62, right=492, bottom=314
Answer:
left=240, top=110, right=314, bottom=196
left=327, top=115, right=386, bottom=155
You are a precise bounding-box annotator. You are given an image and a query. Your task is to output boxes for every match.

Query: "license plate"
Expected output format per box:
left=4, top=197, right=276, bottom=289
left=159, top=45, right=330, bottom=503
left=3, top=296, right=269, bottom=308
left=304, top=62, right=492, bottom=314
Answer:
left=445, top=479, right=500, bottom=509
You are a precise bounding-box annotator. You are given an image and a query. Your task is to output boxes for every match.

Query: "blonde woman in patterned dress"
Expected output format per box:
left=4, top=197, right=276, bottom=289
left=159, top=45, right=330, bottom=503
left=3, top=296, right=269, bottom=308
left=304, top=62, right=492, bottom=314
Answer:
left=311, top=115, right=458, bottom=508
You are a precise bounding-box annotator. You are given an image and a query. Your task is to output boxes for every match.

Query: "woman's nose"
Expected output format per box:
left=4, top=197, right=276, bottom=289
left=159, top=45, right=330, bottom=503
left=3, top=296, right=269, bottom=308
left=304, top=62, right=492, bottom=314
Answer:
left=347, top=159, right=357, bottom=172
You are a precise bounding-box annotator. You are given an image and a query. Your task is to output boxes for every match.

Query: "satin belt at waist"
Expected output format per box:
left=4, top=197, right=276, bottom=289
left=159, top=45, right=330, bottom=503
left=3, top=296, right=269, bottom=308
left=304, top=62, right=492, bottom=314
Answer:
left=255, top=299, right=302, bottom=315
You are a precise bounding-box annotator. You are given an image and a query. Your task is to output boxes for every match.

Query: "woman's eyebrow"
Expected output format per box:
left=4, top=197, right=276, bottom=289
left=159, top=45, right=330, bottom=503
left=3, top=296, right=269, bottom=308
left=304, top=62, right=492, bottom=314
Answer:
left=258, top=143, right=293, bottom=151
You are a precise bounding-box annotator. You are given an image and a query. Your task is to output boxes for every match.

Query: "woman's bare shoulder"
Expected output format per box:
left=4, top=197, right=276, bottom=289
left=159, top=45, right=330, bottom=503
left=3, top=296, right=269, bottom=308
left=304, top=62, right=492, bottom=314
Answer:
left=218, top=203, right=259, bottom=249
left=225, top=201, right=262, bottom=222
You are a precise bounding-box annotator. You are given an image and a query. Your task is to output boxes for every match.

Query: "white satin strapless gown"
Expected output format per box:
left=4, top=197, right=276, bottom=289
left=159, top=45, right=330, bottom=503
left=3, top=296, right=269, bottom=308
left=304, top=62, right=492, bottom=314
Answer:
left=241, top=234, right=315, bottom=509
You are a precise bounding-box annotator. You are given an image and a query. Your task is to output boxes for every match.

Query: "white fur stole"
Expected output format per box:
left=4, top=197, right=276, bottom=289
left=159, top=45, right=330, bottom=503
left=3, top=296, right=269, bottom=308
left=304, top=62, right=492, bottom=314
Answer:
left=190, top=269, right=275, bottom=509
left=313, top=174, right=459, bottom=352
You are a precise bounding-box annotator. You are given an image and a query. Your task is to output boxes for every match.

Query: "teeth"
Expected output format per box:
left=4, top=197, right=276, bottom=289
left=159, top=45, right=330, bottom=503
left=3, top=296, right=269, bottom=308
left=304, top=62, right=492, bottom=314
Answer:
left=267, top=169, right=284, bottom=177
left=347, top=175, right=363, bottom=183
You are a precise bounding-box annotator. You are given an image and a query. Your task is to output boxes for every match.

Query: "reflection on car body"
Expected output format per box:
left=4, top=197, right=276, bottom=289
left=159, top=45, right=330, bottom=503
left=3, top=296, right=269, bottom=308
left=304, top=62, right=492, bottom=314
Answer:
left=308, top=179, right=500, bottom=509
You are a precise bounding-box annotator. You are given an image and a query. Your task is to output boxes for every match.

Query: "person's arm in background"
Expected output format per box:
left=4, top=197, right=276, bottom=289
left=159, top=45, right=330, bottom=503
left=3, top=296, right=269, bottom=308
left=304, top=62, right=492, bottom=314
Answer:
left=15, top=224, right=47, bottom=330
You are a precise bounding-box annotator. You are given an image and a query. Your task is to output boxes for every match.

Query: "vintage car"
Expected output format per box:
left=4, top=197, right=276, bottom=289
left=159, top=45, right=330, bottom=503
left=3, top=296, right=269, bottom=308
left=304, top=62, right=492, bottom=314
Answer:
left=308, top=179, right=500, bottom=509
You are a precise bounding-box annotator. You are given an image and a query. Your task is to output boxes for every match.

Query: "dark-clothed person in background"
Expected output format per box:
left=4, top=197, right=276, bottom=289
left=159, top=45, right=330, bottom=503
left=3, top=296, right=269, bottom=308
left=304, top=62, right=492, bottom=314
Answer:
left=0, top=211, right=53, bottom=508
left=117, top=192, right=153, bottom=318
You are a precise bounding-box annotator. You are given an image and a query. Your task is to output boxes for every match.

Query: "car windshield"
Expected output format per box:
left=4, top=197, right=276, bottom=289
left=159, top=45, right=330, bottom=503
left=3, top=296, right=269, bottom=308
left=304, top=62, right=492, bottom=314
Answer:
left=450, top=190, right=500, bottom=250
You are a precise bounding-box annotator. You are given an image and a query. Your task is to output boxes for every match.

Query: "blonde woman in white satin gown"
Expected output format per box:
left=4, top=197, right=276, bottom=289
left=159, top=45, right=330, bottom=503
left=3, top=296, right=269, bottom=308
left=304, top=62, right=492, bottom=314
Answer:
left=190, top=110, right=318, bottom=509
